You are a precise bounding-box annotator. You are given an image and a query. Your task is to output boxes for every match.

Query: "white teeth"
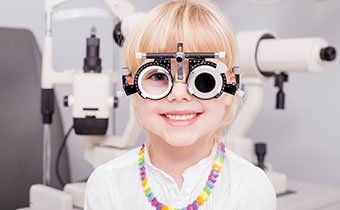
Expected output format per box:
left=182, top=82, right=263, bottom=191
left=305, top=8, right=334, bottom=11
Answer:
left=165, top=114, right=197, bottom=121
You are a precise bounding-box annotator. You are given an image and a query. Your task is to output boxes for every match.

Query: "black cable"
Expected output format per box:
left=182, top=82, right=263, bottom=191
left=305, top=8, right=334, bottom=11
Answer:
left=56, top=125, right=74, bottom=187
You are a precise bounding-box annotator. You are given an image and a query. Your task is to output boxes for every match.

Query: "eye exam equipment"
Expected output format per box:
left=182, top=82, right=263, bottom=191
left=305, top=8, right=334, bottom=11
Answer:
left=17, top=1, right=340, bottom=210
left=18, top=1, right=144, bottom=210
left=228, top=30, right=336, bottom=195
left=121, top=42, right=244, bottom=100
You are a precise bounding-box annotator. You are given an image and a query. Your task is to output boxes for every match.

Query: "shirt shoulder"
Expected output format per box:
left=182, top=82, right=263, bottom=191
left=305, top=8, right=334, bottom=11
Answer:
left=226, top=150, right=277, bottom=210
left=84, top=146, right=141, bottom=210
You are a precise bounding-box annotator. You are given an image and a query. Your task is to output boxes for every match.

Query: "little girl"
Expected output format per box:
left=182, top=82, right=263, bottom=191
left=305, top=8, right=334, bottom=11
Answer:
left=85, top=0, right=276, bottom=209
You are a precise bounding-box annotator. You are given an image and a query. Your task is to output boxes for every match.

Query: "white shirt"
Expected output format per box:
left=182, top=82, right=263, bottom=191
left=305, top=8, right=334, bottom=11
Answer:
left=84, top=141, right=277, bottom=210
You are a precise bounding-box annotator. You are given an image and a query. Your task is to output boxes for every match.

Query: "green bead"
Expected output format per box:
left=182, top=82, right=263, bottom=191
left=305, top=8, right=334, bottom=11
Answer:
left=138, top=158, right=144, bottom=164
left=145, top=187, right=151, bottom=196
left=217, top=156, right=224, bottom=163
left=203, top=186, right=211, bottom=195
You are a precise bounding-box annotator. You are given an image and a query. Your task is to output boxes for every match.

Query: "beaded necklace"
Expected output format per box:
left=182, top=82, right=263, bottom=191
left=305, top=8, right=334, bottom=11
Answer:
left=138, top=142, right=226, bottom=210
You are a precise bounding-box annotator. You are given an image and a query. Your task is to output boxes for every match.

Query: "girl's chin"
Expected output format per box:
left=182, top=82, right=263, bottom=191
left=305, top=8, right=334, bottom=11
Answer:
left=162, top=136, right=199, bottom=147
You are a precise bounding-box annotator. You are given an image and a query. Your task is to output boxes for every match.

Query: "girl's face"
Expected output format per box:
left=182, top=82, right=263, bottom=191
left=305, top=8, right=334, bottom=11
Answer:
left=132, top=59, right=234, bottom=147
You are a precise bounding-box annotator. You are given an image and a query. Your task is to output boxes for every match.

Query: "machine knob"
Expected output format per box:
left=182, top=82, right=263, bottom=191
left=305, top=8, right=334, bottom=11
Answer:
left=320, top=46, right=336, bottom=61
left=113, top=21, right=125, bottom=47
left=63, top=96, right=68, bottom=107
left=255, top=142, right=267, bottom=170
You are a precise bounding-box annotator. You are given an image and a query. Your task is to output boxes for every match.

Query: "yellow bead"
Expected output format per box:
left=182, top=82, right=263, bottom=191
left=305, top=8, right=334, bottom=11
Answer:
left=142, top=178, right=147, bottom=186
left=214, top=159, right=223, bottom=168
left=196, top=196, right=204, bottom=205
left=143, top=184, right=150, bottom=191
left=161, top=205, right=169, bottom=210
left=213, top=164, right=221, bottom=172
left=200, top=191, right=208, bottom=201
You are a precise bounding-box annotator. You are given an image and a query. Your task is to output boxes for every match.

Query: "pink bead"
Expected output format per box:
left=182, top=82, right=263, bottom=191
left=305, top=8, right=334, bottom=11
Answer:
left=209, top=175, right=216, bottom=183
left=218, top=144, right=223, bottom=151
left=218, top=143, right=226, bottom=152
left=151, top=197, right=158, bottom=206
left=140, top=172, right=146, bottom=179
left=140, top=167, right=145, bottom=174
left=187, top=204, right=194, bottom=210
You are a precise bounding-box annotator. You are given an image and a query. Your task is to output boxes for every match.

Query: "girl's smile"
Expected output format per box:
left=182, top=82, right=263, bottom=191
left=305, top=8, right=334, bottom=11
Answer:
left=160, top=111, right=203, bottom=127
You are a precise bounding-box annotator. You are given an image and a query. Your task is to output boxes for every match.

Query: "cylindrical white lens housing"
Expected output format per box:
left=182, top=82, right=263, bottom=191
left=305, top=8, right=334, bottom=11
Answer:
left=257, top=37, right=330, bottom=73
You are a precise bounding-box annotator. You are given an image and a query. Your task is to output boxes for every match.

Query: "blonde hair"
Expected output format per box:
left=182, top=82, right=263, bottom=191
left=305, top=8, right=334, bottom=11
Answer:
left=123, top=0, right=238, bottom=142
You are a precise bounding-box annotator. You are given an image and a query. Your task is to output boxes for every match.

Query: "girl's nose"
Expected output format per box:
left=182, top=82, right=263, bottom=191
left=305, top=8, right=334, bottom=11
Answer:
left=166, top=81, right=193, bottom=102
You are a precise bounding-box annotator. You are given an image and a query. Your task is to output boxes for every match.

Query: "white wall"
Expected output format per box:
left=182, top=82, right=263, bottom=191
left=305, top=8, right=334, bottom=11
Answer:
left=1, top=0, right=339, bottom=186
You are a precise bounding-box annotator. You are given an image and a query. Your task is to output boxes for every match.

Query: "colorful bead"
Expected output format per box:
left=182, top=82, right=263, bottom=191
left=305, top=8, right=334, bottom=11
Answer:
left=212, top=164, right=221, bottom=172
left=210, top=170, right=218, bottom=178
left=209, top=174, right=217, bottom=183
left=138, top=142, right=226, bottom=209
left=151, top=197, right=159, bottom=206
left=192, top=200, right=198, bottom=208
left=206, top=180, right=214, bottom=189
left=199, top=191, right=208, bottom=201
left=203, top=186, right=211, bottom=195
left=213, top=159, right=223, bottom=168
left=148, top=193, right=155, bottom=202
left=196, top=196, right=204, bottom=205
left=161, top=205, right=169, bottom=210
left=143, top=184, right=150, bottom=192
left=142, top=178, right=147, bottom=186
left=186, top=204, right=193, bottom=210
left=139, top=162, right=145, bottom=169
left=217, top=150, right=225, bottom=158
left=217, top=156, right=224, bottom=163
left=145, top=187, right=151, bottom=196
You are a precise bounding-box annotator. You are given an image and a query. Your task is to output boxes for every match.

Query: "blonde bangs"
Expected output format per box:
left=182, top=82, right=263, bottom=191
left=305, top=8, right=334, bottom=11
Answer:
left=123, top=0, right=237, bottom=75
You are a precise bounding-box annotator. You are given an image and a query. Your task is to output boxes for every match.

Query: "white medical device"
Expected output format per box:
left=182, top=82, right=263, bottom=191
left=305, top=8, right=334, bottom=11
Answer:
left=40, top=0, right=145, bottom=187
left=228, top=30, right=336, bottom=195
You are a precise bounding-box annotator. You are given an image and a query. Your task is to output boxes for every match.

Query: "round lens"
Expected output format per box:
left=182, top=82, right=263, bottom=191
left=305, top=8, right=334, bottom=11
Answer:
left=194, top=72, right=216, bottom=93
left=139, top=66, right=171, bottom=98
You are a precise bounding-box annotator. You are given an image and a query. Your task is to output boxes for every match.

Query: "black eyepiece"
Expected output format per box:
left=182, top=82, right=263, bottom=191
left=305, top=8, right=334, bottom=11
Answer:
left=320, top=46, right=336, bottom=61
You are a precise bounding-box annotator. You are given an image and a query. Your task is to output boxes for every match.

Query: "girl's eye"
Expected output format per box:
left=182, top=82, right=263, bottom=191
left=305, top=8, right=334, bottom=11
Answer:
left=149, top=73, right=168, bottom=81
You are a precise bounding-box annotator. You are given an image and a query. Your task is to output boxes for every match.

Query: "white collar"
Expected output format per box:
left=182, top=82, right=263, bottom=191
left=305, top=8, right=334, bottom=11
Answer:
left=143, top=139, right=218, bottom=187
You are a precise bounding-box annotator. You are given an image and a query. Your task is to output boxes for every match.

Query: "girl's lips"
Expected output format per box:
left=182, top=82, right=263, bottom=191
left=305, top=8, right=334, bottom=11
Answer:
left=160, top=113, right=202, bottom=127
